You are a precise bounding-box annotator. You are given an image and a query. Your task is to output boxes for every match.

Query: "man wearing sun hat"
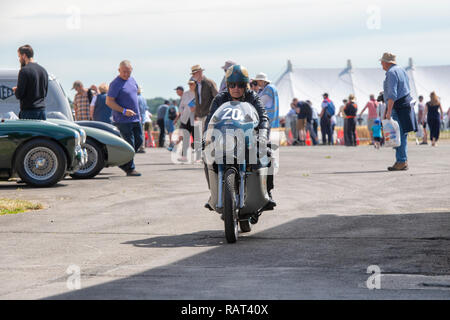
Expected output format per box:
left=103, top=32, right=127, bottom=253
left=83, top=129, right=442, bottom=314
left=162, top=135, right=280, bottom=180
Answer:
left=191, top=64, right=218, bottom=161
left=219, top=60, right=236, bottom=92
left=255, top=72, right=280, bottom=130
left=380, top=52, right=416, bottom=171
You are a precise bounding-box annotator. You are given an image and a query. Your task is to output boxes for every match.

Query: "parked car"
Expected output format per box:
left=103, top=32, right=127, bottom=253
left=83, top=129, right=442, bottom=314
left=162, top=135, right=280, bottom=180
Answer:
left=48, top=119, right=134, bottom=179
left=0, top=118, right=87, bottom=187
left=0, top=70, right=134, bottom=179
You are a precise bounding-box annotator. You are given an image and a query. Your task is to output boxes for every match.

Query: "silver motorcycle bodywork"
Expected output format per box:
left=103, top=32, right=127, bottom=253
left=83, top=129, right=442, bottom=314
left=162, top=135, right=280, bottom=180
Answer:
left=204, top=101, right=271, bottom=219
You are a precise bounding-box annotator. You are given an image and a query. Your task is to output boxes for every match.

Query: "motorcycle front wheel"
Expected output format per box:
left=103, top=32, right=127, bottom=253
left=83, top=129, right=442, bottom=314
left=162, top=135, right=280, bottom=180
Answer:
left=224, top=168, right=239, bottom=243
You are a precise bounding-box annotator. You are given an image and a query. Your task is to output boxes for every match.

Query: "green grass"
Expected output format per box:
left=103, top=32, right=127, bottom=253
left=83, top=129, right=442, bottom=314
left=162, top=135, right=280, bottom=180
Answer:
left=0, top=198, right=43, bottom=215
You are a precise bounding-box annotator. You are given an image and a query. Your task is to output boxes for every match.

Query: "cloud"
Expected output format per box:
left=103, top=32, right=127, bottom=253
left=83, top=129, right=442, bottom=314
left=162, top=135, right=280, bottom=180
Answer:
left=1, top=0, right=449, bottom=98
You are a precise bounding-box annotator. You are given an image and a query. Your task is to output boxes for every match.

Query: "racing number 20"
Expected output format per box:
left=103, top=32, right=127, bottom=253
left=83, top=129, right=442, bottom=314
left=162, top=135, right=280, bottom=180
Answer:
left=222, top=108, right=243, bottom=121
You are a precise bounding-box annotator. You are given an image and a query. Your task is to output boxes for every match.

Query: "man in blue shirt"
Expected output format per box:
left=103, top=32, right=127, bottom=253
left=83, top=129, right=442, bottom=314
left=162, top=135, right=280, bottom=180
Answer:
left=381, top=52, right=416, bottom=171
left=106, top=60, right=142, bottom=176
left=255, top=72, right=280, bottom=130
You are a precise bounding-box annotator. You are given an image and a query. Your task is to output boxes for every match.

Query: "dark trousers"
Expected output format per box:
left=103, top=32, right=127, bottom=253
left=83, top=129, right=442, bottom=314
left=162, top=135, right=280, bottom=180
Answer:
left=312, top=119, right=319, bottom=145
left=343, top=118, right=348, bottom=145
left=306, top=122, right=318, bottom=145
left=115, top=122, right=143, bottom=173
left=320, top=116, right=333, bottom=145
left=19, top=109, right=46, bottom=120
left=428, top=118, right=440, bottom=141
left=345, top=118, right=357, bottom=146
left=157, top=118, right=166, bottom=148
left=180, top=121, right=194, bottom=157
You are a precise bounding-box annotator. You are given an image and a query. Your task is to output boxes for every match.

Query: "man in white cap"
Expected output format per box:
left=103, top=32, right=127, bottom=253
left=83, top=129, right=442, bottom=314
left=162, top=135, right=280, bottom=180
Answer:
left=380, top=52, right=416, bottom=171
left=255, top=72, right=280, bottom=130
left=219, top=60, right=236, bottom=92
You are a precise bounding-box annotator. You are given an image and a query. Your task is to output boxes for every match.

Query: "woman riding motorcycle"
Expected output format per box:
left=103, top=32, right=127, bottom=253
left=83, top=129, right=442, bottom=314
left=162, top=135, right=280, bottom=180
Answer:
left=203, top=64, right=276, bottom=210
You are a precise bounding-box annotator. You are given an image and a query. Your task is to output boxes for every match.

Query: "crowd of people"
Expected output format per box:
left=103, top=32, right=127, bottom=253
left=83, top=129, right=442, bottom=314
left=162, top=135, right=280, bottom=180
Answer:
left=68, top=59, right=282, bottom=166
left=151, top=61, right=280, bottom=163
left=286, top=89, right=449, bottom=148
left=12, top=44, right=450, bottom=175
left=282, top=52, right=450, bottom=171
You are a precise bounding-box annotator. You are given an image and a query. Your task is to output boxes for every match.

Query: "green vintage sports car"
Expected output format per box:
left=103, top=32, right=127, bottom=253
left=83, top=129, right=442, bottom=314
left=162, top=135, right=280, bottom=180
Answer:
left=0, top=118, right=87, bottom=187
left=0, top=70, right=135, bottom=179
left=48, top=119, right=134, bottom=179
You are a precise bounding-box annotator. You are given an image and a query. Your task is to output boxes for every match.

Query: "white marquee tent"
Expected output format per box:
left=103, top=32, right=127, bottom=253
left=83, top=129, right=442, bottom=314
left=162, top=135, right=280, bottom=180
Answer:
left=275, top=59, right=450, bottom=116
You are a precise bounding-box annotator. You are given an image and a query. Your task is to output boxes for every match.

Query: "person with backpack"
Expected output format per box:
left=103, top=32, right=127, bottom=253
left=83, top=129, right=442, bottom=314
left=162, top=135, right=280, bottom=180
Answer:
left=319, top=93, right=335, bottom=145
left=165, top=100, right=179, bottom=151
left=344, top=94, right=358, bottom=146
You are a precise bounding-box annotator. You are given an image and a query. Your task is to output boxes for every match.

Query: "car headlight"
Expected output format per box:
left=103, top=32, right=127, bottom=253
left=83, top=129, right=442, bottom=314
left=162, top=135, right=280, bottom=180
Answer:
left=79, top=129, right=87, bottom=144
left=73, top=131, right=81, bottom=146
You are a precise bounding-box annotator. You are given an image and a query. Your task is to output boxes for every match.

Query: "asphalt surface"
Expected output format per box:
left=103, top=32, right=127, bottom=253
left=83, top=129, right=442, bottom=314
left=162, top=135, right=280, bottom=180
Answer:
left=1, top=142, right=450, bottom=300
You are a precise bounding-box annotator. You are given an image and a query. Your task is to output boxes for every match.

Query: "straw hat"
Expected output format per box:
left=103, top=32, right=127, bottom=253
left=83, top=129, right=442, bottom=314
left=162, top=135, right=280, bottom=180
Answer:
left=380, top=52, right=397, bottom=64
left=191, top=64, right=204, bottom=74
left=254, top=72, right=271, bottom=83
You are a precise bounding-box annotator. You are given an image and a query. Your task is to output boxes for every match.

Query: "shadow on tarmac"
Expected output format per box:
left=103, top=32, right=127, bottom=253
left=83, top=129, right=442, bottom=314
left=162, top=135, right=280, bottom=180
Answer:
left=45, top=211, right=450, bottom=299
left=122, top=230, right=226, bottom=248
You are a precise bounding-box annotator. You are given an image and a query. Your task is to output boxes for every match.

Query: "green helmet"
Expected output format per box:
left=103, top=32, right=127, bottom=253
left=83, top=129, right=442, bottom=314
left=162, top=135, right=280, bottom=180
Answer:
left=225, top=65, right=250, bottom=83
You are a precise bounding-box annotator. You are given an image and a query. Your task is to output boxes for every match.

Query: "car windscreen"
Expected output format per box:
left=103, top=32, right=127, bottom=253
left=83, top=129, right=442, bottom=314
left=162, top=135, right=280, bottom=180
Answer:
left=0, top=78, right=74, bottom=121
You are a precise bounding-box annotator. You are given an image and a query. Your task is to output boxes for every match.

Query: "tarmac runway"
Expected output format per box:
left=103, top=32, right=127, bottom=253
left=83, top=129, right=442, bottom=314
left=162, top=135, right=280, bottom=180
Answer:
left=1, top=143, right=449, bottom=299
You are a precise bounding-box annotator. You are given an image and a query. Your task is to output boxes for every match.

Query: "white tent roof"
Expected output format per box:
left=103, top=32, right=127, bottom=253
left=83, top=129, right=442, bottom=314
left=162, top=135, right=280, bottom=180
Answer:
left=275, top=59, right=450, bottom=115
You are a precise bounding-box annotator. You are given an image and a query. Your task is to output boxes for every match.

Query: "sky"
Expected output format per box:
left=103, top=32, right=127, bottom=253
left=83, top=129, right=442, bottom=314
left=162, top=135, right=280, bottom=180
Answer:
left=1, top=0, right=450, bottom=100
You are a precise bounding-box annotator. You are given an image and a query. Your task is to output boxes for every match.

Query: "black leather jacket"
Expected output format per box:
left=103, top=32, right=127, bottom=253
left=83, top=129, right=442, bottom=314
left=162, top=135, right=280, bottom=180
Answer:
left=204, top=90, right=270, bottom=134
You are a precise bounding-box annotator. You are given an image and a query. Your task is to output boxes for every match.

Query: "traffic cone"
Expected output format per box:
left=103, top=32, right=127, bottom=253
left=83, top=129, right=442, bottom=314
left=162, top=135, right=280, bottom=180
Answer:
left=337, top=129, right=344, bottom=145
left=148, top=131, right=156, bottom=148
left=306, top=131, right=311, bottom=146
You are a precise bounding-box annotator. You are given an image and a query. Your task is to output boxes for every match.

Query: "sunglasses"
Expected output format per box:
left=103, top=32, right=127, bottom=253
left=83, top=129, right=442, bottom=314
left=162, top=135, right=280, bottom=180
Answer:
left=228, top=82, right=247, bottom=89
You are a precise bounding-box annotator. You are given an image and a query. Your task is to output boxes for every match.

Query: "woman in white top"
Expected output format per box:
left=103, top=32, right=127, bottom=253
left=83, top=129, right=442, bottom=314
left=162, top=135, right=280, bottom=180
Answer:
left=175, top=80, right=196, bottom=162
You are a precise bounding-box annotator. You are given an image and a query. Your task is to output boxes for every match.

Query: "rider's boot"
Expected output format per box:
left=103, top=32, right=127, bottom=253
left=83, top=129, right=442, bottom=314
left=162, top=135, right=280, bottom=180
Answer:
left=264, top=191, right=277, bottom=210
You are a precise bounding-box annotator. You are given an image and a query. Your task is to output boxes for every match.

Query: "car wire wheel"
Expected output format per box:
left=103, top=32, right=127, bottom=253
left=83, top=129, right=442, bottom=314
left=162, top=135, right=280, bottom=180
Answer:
left=23, top=147, right=58, bottom=181
left=16, top=138, right=67, bottom=187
